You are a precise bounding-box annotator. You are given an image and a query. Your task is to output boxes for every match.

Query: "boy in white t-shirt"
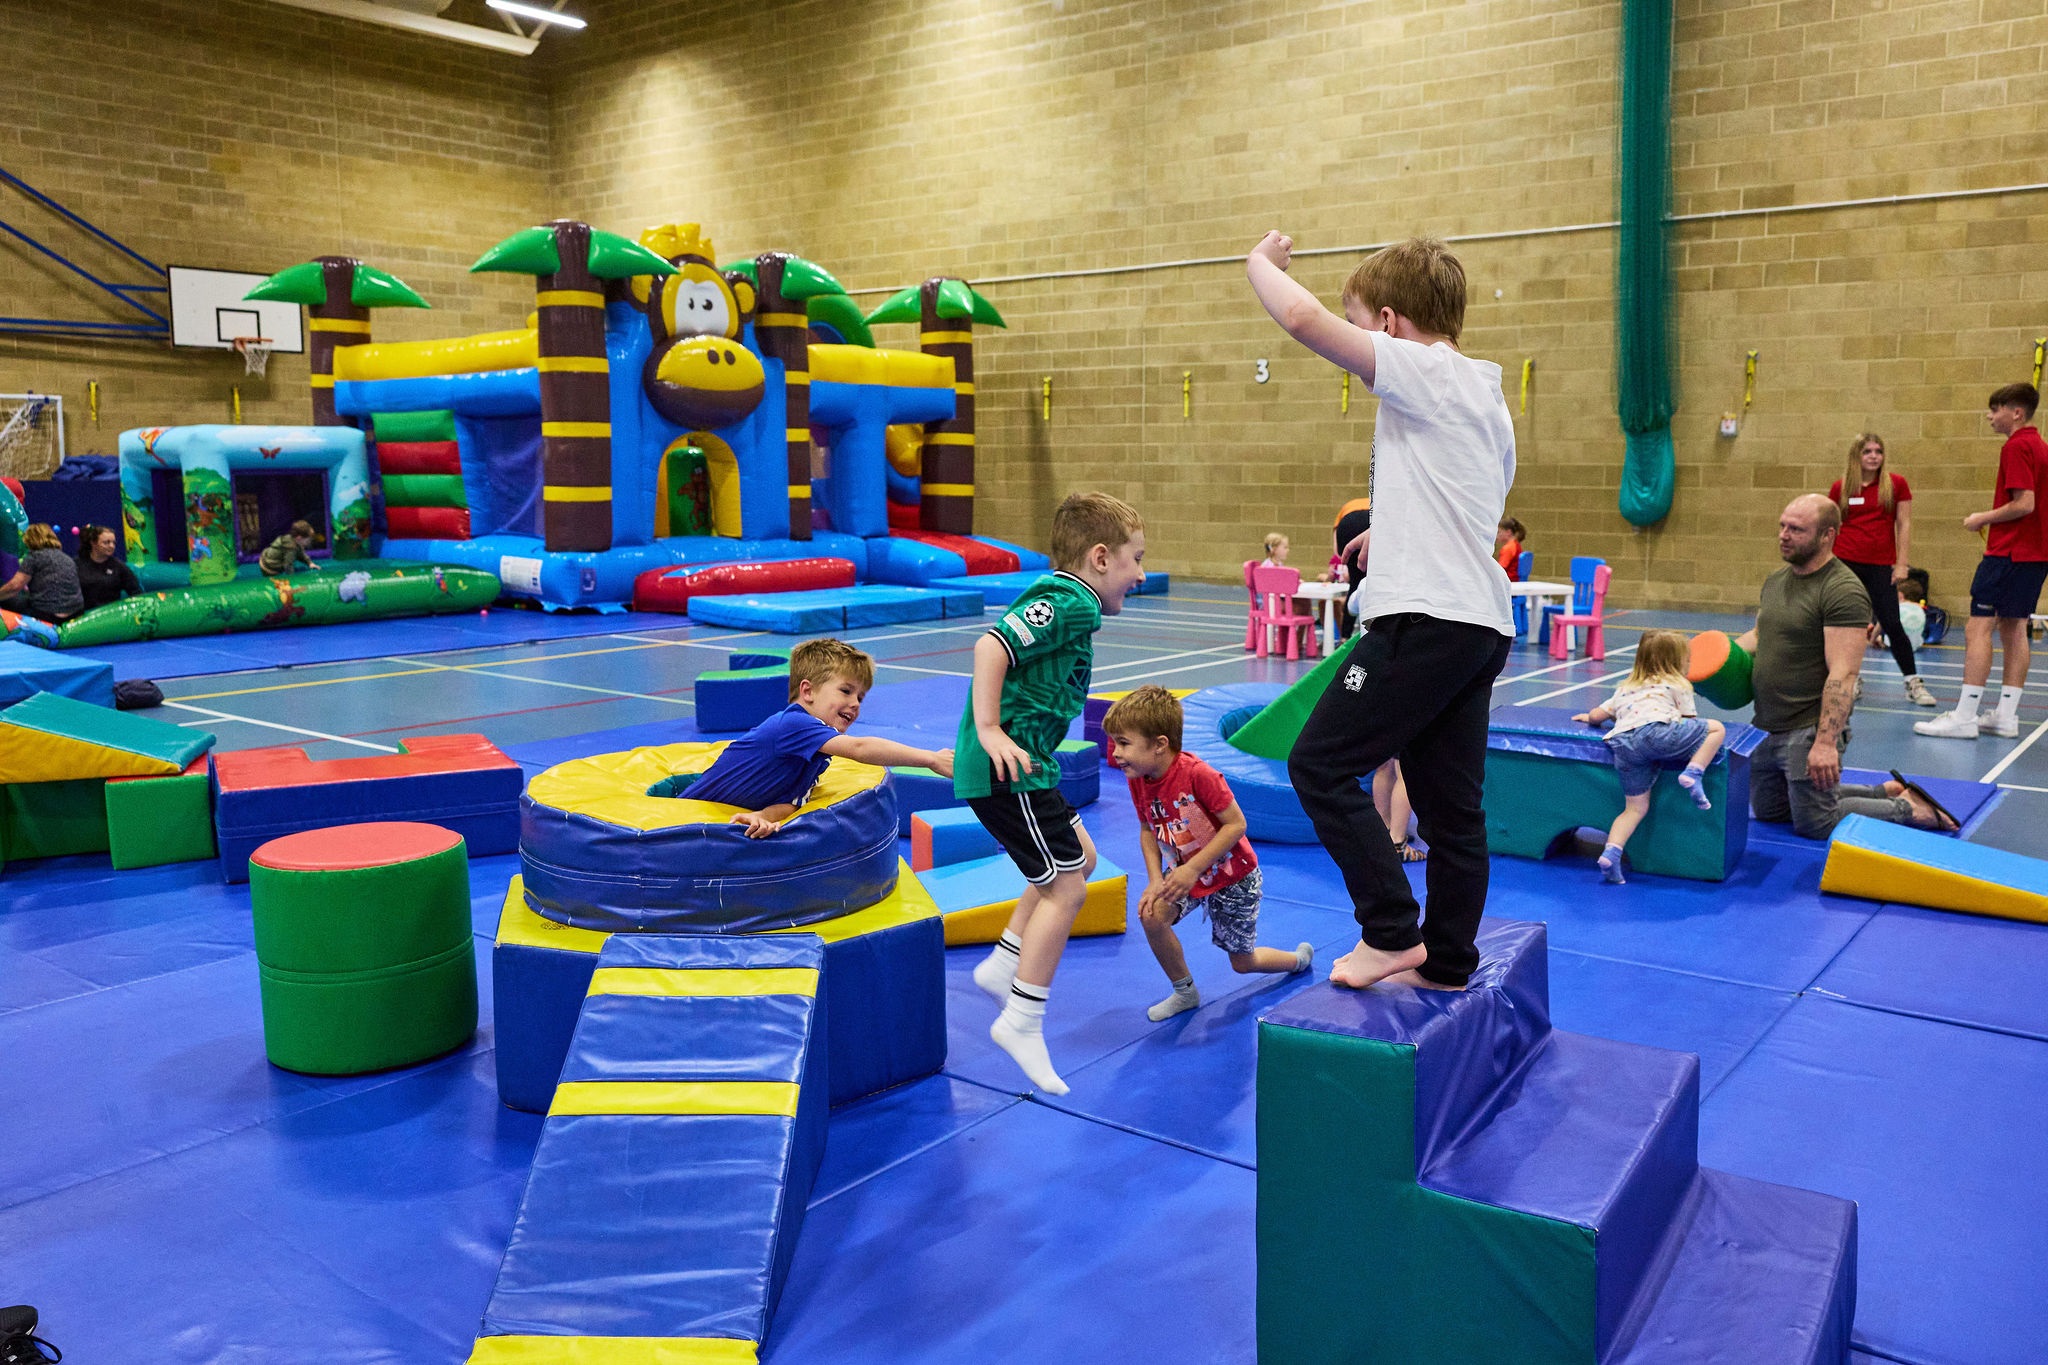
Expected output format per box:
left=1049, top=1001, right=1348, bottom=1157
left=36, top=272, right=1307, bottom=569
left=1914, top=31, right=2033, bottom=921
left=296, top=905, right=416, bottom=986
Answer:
left=1246, top=232, right=1516, bottom=992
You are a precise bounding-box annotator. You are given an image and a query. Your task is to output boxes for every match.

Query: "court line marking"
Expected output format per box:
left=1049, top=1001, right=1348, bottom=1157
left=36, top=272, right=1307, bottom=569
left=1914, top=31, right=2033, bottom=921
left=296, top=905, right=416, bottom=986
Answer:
left=1512, top=666, right=1636, bottom=706
left=168, top=635, right=740, bottom=702
left=874, top=661, right=971, bottom=678
left=1979, top=715, right=2048, bottom=784
left=162, top=702, right=401, bottom=752
left=386, top=656, right=696, bottom=707
left=1996, top=781, right=2048, bottom=793
left=1089, top=651, right=1274, bottom=688
left=1093, top=643, right=1255, bottom=685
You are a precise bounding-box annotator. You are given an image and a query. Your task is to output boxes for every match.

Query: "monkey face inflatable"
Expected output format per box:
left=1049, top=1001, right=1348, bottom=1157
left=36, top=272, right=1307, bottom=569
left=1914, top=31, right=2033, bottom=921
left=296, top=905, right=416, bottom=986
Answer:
left=639, top=236, right=765, bottom=430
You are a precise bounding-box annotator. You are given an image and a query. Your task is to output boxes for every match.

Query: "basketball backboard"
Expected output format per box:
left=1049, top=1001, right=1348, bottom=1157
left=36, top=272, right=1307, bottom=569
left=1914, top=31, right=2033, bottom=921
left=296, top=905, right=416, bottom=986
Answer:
left=167, top=266, right=306, bottom=353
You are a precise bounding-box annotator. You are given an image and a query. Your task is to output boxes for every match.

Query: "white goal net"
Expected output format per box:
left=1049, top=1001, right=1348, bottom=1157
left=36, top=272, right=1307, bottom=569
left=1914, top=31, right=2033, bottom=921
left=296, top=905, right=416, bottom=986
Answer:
left=0, top=393, right=65, bottom=481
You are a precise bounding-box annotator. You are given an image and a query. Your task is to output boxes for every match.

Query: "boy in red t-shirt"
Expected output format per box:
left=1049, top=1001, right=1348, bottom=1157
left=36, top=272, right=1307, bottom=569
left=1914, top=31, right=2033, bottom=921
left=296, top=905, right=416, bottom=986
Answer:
left=1103, top=686, right=1313, bottom=1021
left=1916, top=382, right=2048, bottom=740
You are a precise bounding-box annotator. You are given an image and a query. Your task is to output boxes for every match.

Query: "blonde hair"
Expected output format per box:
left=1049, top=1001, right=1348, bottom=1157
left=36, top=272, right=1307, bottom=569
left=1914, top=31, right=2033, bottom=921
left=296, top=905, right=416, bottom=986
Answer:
left=1837, top=433, right=1893, bottom=516
left=1101, top=684, right=1183, bottom=753
left=1049, top=491, right=1143, bottom=572
left=1341, top=238, right=1467, bottom=343
left=23, top=523, right=61, bottom=552
left=1628, top=630, right=1691, bottom=688
left=788, top=637, right=874, bottom=700
left=1263, top=532, right=1288, bottom=557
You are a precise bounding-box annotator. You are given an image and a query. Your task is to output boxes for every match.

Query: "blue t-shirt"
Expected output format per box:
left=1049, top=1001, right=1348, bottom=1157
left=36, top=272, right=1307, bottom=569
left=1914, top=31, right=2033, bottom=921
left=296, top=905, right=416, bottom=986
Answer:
left=686, top=703, right=837, bottom=809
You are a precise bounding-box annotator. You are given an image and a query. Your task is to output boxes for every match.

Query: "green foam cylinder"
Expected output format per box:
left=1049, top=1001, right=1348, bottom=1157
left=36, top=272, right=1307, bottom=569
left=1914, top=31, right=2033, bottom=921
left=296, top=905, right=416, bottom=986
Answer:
left=259, top=938, right=479, bottom=1075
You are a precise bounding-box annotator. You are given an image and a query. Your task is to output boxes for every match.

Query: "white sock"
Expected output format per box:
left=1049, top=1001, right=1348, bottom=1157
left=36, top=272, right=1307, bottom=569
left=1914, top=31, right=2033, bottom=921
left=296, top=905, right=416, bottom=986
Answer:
left=1957, top=684, right=1985, bottom=718
left=1999, top=686, right=2024, bottom=723
left=1147, top=975, right=1199, bottom=1022
left=972, top=930, right=1023, bottom=999
left=992, top=980, right=1068, bottom=1095
left=1292, top=941, right=1314, bottom=973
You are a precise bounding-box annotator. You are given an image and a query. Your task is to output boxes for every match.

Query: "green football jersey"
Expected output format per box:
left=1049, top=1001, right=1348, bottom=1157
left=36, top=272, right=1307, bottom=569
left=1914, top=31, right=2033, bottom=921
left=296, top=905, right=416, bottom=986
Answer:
left=953, top=571, right=1103, bottom=798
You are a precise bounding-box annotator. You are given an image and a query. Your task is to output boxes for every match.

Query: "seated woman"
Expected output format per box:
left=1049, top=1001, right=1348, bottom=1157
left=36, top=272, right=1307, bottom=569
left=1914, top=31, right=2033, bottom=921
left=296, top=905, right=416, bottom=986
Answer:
left=74, top=523, right=140, bottom=613
left=0, top=523, right=84, bottom=624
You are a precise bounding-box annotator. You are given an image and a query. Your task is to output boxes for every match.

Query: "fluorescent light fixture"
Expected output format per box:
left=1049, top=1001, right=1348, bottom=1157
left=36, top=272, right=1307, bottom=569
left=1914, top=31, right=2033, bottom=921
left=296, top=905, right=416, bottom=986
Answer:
left=486, top=0, right=586, bottom=28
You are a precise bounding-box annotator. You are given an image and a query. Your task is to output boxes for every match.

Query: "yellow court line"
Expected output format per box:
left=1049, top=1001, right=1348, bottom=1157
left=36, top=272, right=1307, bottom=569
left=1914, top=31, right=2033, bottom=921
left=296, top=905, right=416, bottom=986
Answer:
left=170, top=637, right=700, bottom=702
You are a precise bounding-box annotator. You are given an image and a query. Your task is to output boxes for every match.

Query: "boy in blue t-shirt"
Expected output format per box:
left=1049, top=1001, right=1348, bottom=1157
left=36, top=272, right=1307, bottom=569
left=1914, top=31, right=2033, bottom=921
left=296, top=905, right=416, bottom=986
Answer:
left=687, top=638, right=953, bottom=836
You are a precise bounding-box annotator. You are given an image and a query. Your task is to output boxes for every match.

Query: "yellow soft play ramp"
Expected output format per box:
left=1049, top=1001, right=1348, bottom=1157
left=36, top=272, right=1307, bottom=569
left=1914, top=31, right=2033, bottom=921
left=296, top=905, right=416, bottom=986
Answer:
left=1821, top=813, right=2048, bottom=924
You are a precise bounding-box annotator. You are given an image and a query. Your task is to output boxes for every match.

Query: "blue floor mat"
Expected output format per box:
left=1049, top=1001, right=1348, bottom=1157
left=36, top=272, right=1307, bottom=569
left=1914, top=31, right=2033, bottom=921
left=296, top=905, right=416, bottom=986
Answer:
left=765, top=1100, right=1256, bottom=1364
left=688, top=585, right=984, bottom=633
left=1701, top=996, right=2048, bottom=1365
left=809, top=1073, right=1019, bottom=1205
left=1813, top=905, right=2048, bottom=1041
left=1842, top=765, right=2000, bottom=832
left=1544, top=947, right=1798, bottom=1095
left=0, top=858, right=248, bottom=1013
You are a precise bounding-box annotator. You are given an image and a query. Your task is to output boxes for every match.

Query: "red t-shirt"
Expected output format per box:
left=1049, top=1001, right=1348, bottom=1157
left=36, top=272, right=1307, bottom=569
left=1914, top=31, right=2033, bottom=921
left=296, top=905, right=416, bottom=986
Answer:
left=1125, top=751, right=1257, bottom=897
left=1988, top=427, right=2048, bottom=562
left=1495, top=538, right=1523, bottom=579
left=1826, top=472, right=1910, bottom=565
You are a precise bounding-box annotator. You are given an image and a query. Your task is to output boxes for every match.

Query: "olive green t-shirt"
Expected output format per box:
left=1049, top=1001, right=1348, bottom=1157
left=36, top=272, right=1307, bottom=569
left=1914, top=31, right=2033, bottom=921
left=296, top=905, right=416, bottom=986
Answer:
left=1750, top=557, right=1872, bottom=734
left=953, top=571, right=1103, bottom=798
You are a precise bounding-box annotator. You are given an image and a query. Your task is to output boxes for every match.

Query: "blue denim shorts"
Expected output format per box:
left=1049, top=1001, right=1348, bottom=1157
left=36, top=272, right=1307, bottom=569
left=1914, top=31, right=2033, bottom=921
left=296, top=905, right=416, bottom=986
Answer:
left=1605, top=718, right=1710, bottom=797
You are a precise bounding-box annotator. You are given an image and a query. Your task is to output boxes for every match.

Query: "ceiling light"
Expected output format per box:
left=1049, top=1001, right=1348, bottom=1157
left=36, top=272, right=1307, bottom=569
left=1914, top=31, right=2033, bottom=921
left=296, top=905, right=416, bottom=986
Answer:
left=486, top=0, right=585, bottom=28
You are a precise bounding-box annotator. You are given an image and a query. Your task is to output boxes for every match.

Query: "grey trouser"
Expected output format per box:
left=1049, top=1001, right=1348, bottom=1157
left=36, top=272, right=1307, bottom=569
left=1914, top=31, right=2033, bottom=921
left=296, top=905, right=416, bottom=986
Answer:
left=1750, top=725, right=1912, bottom=841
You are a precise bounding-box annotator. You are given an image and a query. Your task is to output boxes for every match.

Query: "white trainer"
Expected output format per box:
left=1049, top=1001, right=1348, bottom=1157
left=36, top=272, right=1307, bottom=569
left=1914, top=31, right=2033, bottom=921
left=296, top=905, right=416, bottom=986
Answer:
left=1914, top=711, right=1981, bottom=739
left=1977, top=710, right=2021, bottom=739
left=1904, top=678, right=1939, bottom=707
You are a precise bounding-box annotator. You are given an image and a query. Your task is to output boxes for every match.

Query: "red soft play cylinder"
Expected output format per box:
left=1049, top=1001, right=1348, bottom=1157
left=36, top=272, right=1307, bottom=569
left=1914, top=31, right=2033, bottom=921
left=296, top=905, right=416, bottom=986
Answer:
left=631, top=557, right=858, bottom=614
left=375, top=440, right=463, bottom=476
left=385, top=506, right=472, bottom=541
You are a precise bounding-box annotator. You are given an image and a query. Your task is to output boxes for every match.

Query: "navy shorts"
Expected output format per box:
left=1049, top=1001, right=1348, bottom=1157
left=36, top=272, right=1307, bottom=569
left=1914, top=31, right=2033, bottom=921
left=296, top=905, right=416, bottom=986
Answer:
left=1606, top=718, right=1711, bottom=798
left=1968, top=555, right=2048, bottom=619
left=966, top=788, right=1086, bottom=885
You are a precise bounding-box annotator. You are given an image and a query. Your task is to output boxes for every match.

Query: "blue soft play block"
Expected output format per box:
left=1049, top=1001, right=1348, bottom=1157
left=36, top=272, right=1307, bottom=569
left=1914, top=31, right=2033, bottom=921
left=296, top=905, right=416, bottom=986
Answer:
left=913, top=805, right=1001, bottom=867
left=493, top=934, right=604, bottom=1115
left=1056, top=738, right=1100, bottom=809
left=479, top=932, right=828, bottom=1354
left=686, top=585, right=985, bottom=633
left=930, top=570, right=1168, bottom=607
left=891, top=766, right=960, bottom=836
left=213, top=761, right=522, bottom=884
left=0, top=642, right=114, bottom=709
left=695, top=667, right=789, bottom=733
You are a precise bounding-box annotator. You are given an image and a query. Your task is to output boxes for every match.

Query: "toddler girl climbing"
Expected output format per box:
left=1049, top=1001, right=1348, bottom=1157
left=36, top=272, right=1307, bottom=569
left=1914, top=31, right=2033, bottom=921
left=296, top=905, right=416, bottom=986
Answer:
left=1572, top=630, right=1727, bottom=885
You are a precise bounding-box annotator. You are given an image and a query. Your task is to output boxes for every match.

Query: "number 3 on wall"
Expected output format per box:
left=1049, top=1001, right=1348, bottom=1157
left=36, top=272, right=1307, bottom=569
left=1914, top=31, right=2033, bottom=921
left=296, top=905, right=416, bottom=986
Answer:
left=1254, top=358, right=1270, bottom=384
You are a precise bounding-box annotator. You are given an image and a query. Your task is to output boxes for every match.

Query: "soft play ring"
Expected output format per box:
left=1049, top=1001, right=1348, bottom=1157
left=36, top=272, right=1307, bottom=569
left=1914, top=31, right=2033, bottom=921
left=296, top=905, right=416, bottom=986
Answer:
left=1181, top=684, right=1316, bottom=844
left=520, top=741, right=900, bottom=933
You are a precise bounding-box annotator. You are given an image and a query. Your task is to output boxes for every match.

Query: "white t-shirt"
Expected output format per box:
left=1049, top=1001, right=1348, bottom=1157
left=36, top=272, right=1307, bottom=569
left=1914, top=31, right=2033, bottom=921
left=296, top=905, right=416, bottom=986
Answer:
left=1603, top=679, right=1699, bottom=736
left=1358, top=334, right=1517, bottom=635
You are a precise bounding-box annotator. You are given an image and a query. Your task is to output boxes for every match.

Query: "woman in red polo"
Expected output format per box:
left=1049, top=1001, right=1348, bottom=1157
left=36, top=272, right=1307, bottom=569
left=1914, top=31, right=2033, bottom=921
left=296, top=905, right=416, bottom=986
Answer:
left=1828, top=432, right=1936, bottom=706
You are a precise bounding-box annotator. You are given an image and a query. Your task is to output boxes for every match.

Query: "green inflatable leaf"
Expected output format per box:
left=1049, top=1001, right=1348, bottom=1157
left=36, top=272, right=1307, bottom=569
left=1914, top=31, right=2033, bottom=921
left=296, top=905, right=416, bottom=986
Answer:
left=863, top=287, right=922, bottom=326
left=719, top=261, right=760, bottom=289
left=777, top=257, right=847, bottom=302
left=586, top=229, right=677, bottom=280
left=470, top=226, right=561, bottom=276
left=966, top=288, right=1006, bottom=328
left=932, top=278, right=976, bottom=321
left=805, top=293, right=874, bottom=348
left=244, top=262, right=328, bottom=306
left=349, top=264, right=429, bottom=309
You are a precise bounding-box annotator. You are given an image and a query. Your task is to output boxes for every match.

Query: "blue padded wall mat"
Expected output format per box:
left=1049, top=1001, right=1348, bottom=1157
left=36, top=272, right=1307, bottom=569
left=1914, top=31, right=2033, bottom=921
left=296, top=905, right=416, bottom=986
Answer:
left=1701, top=995, right=2048, bottom=1365
left=1813, top=905, right=2048, bottom=1041
left=766, top=1100, right=1255, bottom=1363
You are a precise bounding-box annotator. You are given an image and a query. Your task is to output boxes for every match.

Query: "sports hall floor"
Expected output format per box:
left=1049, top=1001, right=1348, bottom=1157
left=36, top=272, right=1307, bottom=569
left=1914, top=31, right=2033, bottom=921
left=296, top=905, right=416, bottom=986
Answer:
left=5, top=587, right=2045, bottom=1365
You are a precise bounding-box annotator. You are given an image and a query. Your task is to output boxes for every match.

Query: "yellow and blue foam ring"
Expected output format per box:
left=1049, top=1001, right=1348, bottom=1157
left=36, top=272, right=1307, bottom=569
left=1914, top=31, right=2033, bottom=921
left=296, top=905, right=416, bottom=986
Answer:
left=520, top=742, right=900, bottom=934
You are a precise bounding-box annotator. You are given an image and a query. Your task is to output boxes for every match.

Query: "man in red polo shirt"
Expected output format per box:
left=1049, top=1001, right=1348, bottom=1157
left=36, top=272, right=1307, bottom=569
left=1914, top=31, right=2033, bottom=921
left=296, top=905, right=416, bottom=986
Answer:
left=1917, top=382, right=2048, bottom=739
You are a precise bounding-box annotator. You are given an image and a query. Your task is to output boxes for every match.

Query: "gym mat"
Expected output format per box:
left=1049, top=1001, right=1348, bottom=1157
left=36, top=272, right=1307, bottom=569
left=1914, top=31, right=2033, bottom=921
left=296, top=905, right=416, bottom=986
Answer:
left=809, top=1072, right=1019, bottom=1205
left=1812, top=905, right=2048, bottom=1041
left=688, top=585, right=985, bottom=633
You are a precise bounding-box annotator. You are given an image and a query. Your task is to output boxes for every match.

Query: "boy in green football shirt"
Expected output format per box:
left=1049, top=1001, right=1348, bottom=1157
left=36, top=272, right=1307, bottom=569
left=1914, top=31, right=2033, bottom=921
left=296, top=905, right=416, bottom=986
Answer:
left=961, top=491, right=1147, bottom=1094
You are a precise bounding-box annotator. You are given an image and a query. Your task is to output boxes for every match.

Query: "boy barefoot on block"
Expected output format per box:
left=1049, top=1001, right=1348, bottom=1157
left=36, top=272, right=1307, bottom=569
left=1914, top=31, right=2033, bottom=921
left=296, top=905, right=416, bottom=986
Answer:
left=1247, top=231, right=1516, bottom=993
left=1104, top=686, right=1313, bottom=1022
left=686, top=638, right=952, bottom=836
left=962, top=492, right=1148, bottom=1094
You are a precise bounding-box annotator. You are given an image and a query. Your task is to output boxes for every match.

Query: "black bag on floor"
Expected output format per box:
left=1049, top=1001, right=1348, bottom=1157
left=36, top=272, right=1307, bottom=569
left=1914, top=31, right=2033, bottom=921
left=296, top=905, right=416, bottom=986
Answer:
left=114, top=678, right=164, bottom=710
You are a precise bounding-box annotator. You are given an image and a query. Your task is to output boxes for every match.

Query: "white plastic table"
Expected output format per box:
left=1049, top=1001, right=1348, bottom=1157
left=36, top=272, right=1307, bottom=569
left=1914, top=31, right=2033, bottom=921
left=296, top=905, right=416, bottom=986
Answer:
left=1294, top=580, right=1350, bottom=654
left=1509, top=580, right=1574, bottom=642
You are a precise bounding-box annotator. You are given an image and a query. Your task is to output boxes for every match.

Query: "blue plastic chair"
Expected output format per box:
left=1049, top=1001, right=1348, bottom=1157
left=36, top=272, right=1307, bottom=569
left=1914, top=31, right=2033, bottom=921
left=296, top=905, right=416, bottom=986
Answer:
left=1510, top=549, right=1535, bottom=635
left=1538, top=556, right=1606, bottom=648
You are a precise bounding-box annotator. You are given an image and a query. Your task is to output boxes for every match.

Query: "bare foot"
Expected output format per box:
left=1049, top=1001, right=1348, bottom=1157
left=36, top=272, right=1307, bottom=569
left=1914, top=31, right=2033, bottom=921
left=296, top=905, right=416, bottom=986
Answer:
left=1329, top=942, right=1428, bottom=990
left=1384, top=968, right=1465, bottom=992
left=1882, top=779, right=1907, bottom=798
left=1900, top=787, right=1958, bottom=832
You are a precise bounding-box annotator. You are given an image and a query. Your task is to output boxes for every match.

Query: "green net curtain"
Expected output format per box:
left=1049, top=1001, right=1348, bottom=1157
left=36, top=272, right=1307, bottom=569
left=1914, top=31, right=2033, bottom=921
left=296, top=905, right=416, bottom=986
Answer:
left=1616, top=0, right=1676, bottom=526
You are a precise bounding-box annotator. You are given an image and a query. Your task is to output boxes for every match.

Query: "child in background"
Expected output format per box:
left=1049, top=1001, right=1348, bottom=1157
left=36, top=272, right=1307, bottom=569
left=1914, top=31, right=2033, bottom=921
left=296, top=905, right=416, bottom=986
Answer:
left=1261, top=532, right=1290, bottom=569
left=961, top=492, right=1148, bottom=1094
left=1896, top=578, right=1928, bottom=646
left=685, top=638, right=952, bottom=836
left=1494, top=516, right=1527, bottom=579
left=1104, top=686, right=1313, bottom=1022
left=259, top=520, right=318, bottom=577
left=1573, top=630, right=1727, bottom=884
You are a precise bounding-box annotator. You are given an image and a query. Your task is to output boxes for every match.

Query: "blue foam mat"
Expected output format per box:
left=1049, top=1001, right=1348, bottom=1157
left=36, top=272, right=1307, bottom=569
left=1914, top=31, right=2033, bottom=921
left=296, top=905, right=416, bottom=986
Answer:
left=0, top=640, right=113, bottom=707
left=1813, top=905, right=2048, bottom=1041
left=1701, top=996, right=2048, bottom=1365
left=1840, top=765, right=2000, bottom=833
left=688, top=585, right=984, bottom=633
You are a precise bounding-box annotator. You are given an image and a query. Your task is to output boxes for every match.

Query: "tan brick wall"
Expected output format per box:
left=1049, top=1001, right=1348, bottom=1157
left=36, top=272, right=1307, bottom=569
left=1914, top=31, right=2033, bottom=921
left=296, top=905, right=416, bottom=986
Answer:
left=0, top=0, right=549, bottom=465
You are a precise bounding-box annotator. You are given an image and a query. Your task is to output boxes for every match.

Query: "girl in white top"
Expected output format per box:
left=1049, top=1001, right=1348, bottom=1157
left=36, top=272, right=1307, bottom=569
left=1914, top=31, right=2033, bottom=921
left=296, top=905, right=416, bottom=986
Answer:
left=1573, top=631, right=1728, bottom=884
left=1260, top=532, right=1290, bottom=569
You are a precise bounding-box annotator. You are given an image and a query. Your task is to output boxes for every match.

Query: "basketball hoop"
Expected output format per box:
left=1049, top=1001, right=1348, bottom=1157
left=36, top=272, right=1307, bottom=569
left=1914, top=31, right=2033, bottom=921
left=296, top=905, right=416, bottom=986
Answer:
left=232, top=337, right=273, bottom=379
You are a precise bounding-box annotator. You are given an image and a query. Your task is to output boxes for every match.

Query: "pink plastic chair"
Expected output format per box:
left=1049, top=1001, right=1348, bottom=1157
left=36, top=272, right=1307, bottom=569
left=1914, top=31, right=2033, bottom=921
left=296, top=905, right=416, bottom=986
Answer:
left=1548, top=563, right=1612, bottom=660
left=1243, top=560, right=1268, bottom=652
left=1252, top=565, right=1320, bottom=661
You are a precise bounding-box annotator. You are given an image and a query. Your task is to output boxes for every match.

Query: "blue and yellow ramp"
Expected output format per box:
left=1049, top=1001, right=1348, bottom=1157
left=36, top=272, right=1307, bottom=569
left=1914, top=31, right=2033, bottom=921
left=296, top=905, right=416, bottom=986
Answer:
left=1822, top=813, right=2048, bottom=924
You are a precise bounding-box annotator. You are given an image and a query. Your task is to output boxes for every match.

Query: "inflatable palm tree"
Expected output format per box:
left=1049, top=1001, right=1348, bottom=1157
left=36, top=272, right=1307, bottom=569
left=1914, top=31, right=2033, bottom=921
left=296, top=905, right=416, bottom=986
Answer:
left=866, top=279, right=1004, bottom=534
left=246, top=259, right=428, bottom=426
left=723, top=253, right=849, bottom=540
left=471, top=220, right=675, bottom=553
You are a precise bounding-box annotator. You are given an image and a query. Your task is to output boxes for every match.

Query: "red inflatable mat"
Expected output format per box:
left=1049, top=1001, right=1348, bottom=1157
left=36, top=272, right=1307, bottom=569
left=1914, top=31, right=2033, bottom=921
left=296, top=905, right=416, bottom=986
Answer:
left=890, top=529, right=1019, bottom=576
left=375, top=440, right=462, bottom=476
left=385, top=505, right=471, bottom=540
left=632, top=556, right=857, bottom=614
left=215, top=733, right=517, bottom=791
left=252, top=820, right=463, bottom=872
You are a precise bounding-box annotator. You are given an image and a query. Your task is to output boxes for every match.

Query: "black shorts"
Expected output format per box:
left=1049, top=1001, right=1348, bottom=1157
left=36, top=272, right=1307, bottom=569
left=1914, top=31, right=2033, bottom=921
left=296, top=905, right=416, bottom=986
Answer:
left=1968, top=555, right=2048, bottom=619
left=966, top=788, right=1086, bottom=885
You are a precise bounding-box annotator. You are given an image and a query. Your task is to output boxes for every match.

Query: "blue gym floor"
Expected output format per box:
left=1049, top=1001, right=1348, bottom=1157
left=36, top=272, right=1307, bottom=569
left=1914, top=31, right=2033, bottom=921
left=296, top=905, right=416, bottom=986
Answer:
left=5, top=591, right=2045, bottom=1364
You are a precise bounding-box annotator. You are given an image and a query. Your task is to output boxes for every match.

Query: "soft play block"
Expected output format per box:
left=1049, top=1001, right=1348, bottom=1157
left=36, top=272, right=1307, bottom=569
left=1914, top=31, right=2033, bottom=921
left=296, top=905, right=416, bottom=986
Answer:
left=212, top=733, right=522, bottom=883
left=0, top=690, right=213, bottom=784
left=695, top=666, right=790, bottom=733
left=1822, top=813, right=2048, bottom=923
left=1056, top=737, right=1100, bottom=809
left=1484, top=707, right=1763, bottom=882
left=475, top=933, right=829, bottom=1360
left=921, top=850, right=1128, bottom=946
left=105, top=758, right=215, bottom=870
left=910, top=805, right=1002, bottom=871
left=0, top=640, right=113, bottom=709
left=494, top=861, right=945, bottom=1112
left=632, top=557, right=857, bottom=614
left=686, top=584, right=984, bottom=634
left=891, top=765, right=961, bottom=836
left=1, top=778, right=109, bottom=863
